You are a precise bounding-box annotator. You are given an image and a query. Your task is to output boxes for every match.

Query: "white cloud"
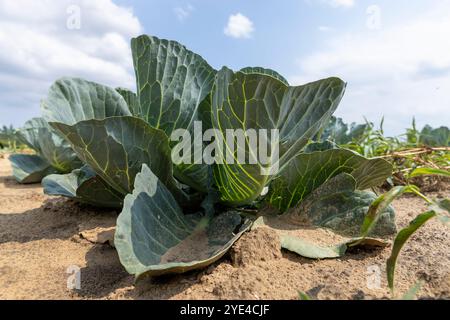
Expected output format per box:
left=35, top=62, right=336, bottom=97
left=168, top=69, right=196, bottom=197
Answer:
left=328, top=0, right=355, bottom=7
left=289, top=4, right=450, bottom=135
left=306, top=0, right=355, bottom=8
left=0, top=0, right=142, bottom=126
left=224, top=13, right=254, bottom=39
left=174, top=4, right=194, bottom=22
left=318, top=26, right=333, bottom=32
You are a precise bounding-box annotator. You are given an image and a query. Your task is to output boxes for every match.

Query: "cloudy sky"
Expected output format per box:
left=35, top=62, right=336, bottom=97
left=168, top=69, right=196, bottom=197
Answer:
left=0, top=0, right=449, bottom=135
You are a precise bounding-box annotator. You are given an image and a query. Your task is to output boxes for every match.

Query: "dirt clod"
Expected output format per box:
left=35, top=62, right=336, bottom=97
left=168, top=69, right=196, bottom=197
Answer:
left=229, top=227, right=282, bottom=267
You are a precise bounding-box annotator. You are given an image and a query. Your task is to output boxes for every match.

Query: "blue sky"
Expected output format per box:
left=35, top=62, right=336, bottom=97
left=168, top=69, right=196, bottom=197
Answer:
left=1, top=0, right=449, bottom=135
left=113, top=0, right=428, bottom=72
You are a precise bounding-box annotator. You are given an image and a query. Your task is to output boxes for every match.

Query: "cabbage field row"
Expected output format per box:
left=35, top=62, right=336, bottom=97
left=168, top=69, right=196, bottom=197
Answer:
left=2, top=34, right=449, bottom=297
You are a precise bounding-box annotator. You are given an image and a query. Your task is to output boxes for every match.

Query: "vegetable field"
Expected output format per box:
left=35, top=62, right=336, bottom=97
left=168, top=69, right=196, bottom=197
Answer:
left=0, top=34, right=449, bottom=300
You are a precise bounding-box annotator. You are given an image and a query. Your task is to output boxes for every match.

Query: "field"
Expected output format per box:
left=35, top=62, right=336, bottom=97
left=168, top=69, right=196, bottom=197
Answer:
left=1, top=154, right=449, bottom=300
left=1, top=33, right=449, bottom=301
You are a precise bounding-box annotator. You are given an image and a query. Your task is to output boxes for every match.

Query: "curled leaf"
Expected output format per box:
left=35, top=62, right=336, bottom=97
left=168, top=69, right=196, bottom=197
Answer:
left=9, top=154, right=54, bottom=184
left=16, top=117, right=81, bottom=173
left=43, top=166, right=123, bottom=208
left=255, top=173, right=395, bottom=259
left=254, top=216, right=389, bottom=260
left=115, top=164, right=251, bottom=278
left=42, top=77, right=131, bottom=125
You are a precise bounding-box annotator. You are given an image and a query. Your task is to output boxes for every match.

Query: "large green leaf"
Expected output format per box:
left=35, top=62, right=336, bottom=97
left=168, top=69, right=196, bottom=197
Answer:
left=15, top=118, right=44, bottom=152
left=131, top=35, right=217, bottom=191
left=42, top=77, right=131, bottom=125
left=116, top=88, right=141, bottom=117
left=50, top=116, right=177, bottom=197
left=9, top=154, right=54, bottom=184
left=115, top=164, right=251, bottom=278
left=42, top=166, right=123, bottom=208
left=16, top=117, right=81, bottom=173
left=254, top=173, right=396, bottom=259
left=282, top=173, right=396, bottom=237
left=268, top=145, right=393, bottom=211
left=132, top=34, right=216, bottom=134
left=207, top=67, right=346, bottom=205
left=239, top=67, right=289, bottom=85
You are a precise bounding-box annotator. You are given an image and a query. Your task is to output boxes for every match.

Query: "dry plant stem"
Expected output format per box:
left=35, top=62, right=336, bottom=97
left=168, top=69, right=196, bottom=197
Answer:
left=380, top=147, right=450, bottom=158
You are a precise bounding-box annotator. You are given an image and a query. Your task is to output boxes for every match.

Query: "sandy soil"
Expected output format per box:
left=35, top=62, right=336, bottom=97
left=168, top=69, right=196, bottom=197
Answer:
left=0, top=154, right=449, bottom=300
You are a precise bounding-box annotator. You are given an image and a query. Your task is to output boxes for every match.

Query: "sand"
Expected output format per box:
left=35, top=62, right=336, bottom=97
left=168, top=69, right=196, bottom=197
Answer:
left=0, top=154, right=449, bottom=300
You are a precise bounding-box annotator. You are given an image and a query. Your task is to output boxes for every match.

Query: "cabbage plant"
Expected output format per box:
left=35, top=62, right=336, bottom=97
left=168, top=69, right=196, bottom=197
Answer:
left=13, top=34, right=397, bottom=278
left=40, top=78, right=133, bottom=207
left=9, top=117, right=81, bottom=183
